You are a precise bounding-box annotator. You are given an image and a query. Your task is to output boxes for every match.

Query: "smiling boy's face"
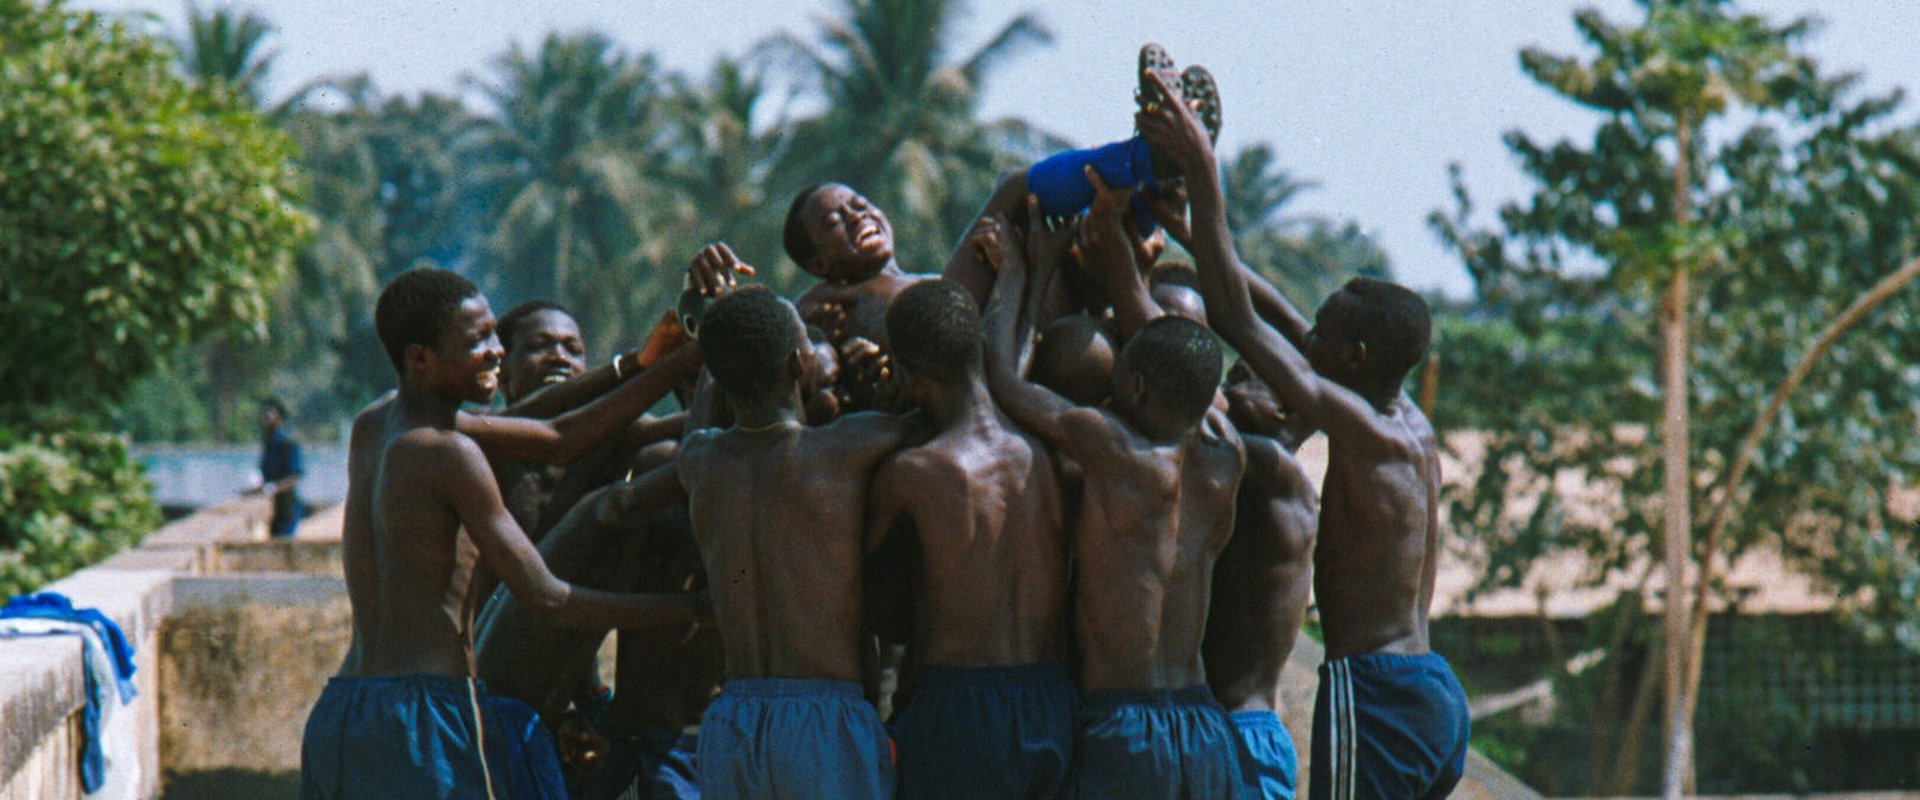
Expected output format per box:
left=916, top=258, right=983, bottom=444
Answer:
left=419, top=294, right=505, bottom=404
left=801, top=183, right=894, bottom=283
left=501, top=308, right=586, bottom=402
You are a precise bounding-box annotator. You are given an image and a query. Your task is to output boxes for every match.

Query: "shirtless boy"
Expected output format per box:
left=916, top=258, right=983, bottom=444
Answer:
left=1140, top=70, right=1471, bottom=799
left=981, top=213, right=1258, bottom=799
left=1206, top=362, right=1320, bottom=800
left=677, top=287, right=913, bottom=798
left=299, top=267, right=703, bottom=800
left=866, top=279, right=1074, bottom=799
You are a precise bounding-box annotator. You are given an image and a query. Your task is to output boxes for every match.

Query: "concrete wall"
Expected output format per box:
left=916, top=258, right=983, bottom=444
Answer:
left=0, top=497, right=344, bottom=800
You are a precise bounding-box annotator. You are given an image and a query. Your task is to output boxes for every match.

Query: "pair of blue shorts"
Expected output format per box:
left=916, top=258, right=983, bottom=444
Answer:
left=574, top=721, right=700, bottom=800
left=1026, top=138, right=1161, bottom=235
left=1073, top=684, right=1261, bottom=799
left=1232, top=709, right=1299, bottom=800
left=1310, top=653, right=1470, bottom=800
left=697, top=678, right=894, bottom=799
left=299, top=673, right=565, bottom=800
left=892, top=662, right=1075, bottom=799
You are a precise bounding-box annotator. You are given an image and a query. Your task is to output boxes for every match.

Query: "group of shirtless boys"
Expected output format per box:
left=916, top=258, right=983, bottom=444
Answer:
left=296, top=45, right=1471, bottom=800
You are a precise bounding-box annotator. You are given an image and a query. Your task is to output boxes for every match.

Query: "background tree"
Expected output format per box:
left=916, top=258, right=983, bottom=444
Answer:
left=178, top=0, right=274, bottom=106
left=461, top=32, right=680, bottom=354
left=762, top=0, right=1061, bottom=273
left=0, top=0, right=306, bottom=590
left=1221, top=143, right=1394, bottom=302
left=0, top=0, right=309, bottom=427
left=1431, top=0, right=1920, bottom=793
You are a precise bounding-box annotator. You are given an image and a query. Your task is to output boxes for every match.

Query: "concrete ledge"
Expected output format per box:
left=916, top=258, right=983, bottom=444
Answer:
left=0, top=496, right=278, bottom=799
left=208, top=539, right=344, bottom=578
left=173, top=574, right=347, bottom=610
left=0, top=638, right=84, bottom=789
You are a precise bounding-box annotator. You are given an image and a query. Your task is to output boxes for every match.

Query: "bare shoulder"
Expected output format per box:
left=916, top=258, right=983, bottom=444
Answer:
left=873, top=444, right=939, bottom=495
left=350, top=393, right=396, bottom=442
left=1384, top=394, right=1438, bottom=459
left=1057, top=405, right=1127, bottom=453
left=822, top=411, right=910, bottom=454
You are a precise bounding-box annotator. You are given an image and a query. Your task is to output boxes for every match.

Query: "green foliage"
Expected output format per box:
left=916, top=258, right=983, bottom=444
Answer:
left=0, top=0, right=311, bottom=428
left=0, top=429, right=161, bottom=597
left=1431, top=0, right=1920, bottom=644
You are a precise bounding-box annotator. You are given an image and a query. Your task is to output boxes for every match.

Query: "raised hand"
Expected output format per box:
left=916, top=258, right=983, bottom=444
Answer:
left=1135, top=69, right=1216, bottom=180
left=1138, top=183, right=1193, bottom=249
left=802, top=299, right=852, bottom=343
left=687, top=242, right=757, bottom=297
left=1023, top=196, right=1075, bottom=277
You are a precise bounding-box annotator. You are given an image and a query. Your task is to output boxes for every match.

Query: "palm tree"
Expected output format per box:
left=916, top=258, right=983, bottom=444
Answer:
left=1218, top=143, right=1390, bottom=304
left=761, top=0, right=1060, bottom=272
left=460, top=33, right=679, bottom=354
left=653, top=58, right=798, bottom=291
left=179, top=1, right=275, bottom=105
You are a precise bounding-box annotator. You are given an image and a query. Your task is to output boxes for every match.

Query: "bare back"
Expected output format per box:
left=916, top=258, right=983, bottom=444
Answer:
left=679, top=414, right=906, bottom=681
left=871, top=412, right=1068, bottom=667
left=1204, top=433, right=1318, bottom=711
left=1069, top=409, right=1245, bottom=691
left=1314, top=395, right=1443, bottom=661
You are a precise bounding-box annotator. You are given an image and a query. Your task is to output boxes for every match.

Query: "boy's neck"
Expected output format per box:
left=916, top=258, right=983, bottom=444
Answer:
left=395, top=381, right=464, bottom=428
left=924, top=375, right=995, bottom=429
left=828, top=259, right=901, bottom=286
left=730, top=389, right=803, bottom=431
left=1125, top=407, right=1192, bottom=445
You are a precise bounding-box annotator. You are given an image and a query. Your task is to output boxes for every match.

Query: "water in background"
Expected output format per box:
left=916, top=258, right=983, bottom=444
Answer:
left=136, top=443, right=348, bottom=511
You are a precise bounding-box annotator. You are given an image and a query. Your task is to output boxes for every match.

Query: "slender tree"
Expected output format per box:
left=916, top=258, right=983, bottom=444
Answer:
left=1433, top=1, right=1920, bottom=793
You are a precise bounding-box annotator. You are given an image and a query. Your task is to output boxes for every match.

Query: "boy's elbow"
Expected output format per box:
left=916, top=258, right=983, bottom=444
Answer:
left=520, top=581, right=571, bottom=619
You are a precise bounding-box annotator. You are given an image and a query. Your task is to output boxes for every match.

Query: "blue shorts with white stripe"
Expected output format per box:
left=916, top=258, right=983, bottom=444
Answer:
left=1309, top=652, right=1470, bottom=800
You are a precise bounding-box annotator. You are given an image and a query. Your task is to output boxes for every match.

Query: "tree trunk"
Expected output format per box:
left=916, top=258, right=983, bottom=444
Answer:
left=1419, top=351, right=1441, bottom=419
left=1610, top=632, right=1666, bottom=797
left=1677, top=253, right=1920, bottom=745
left=1661, top=110, right=1696, bottom=800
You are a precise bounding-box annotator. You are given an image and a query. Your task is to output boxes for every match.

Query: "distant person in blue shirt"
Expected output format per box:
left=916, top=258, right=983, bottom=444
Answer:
left=248, top=397, right=305, bottom=538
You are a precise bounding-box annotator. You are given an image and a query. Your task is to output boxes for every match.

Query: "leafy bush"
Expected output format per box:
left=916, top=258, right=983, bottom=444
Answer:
left=0, top=429, right=161, bottom=598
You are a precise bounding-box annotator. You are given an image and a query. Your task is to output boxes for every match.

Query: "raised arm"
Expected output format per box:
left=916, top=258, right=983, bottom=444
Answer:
left=443, top=435, right=699, bottom=630
left=460, top=342, right=702, bottom=465
left=1082, top=166, right=1161, bottom=341
left=1137, top=71, right=1381, bottom=445
left=1135, top=141, right=1311, bottom=350
left=981, top=212, right=1080, bottom=448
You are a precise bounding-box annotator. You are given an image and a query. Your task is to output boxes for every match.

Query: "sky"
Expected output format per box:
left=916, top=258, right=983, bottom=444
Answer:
left=76, top=0, right=1920, bottom=298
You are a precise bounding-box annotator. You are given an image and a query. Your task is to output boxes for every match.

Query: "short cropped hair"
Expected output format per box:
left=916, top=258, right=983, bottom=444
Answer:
left=498, top=300, right=572, bottom=355
left=1031, top=314, right=1115, bottom=406
left=261, top=397, right=288, bottom=417
left=783, top=183, right=827, bottom=267
left=1123, top=316, right=1222, bottom=422
left=700, top=287, right=801, bottom=403
left=1148, top=262, right=1199, bottom=289
left=374, top=267, right=480, bottom=373
left=886, top=279, right=983, bottom=383
left=1323, top=277, right=1431, bottom=384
